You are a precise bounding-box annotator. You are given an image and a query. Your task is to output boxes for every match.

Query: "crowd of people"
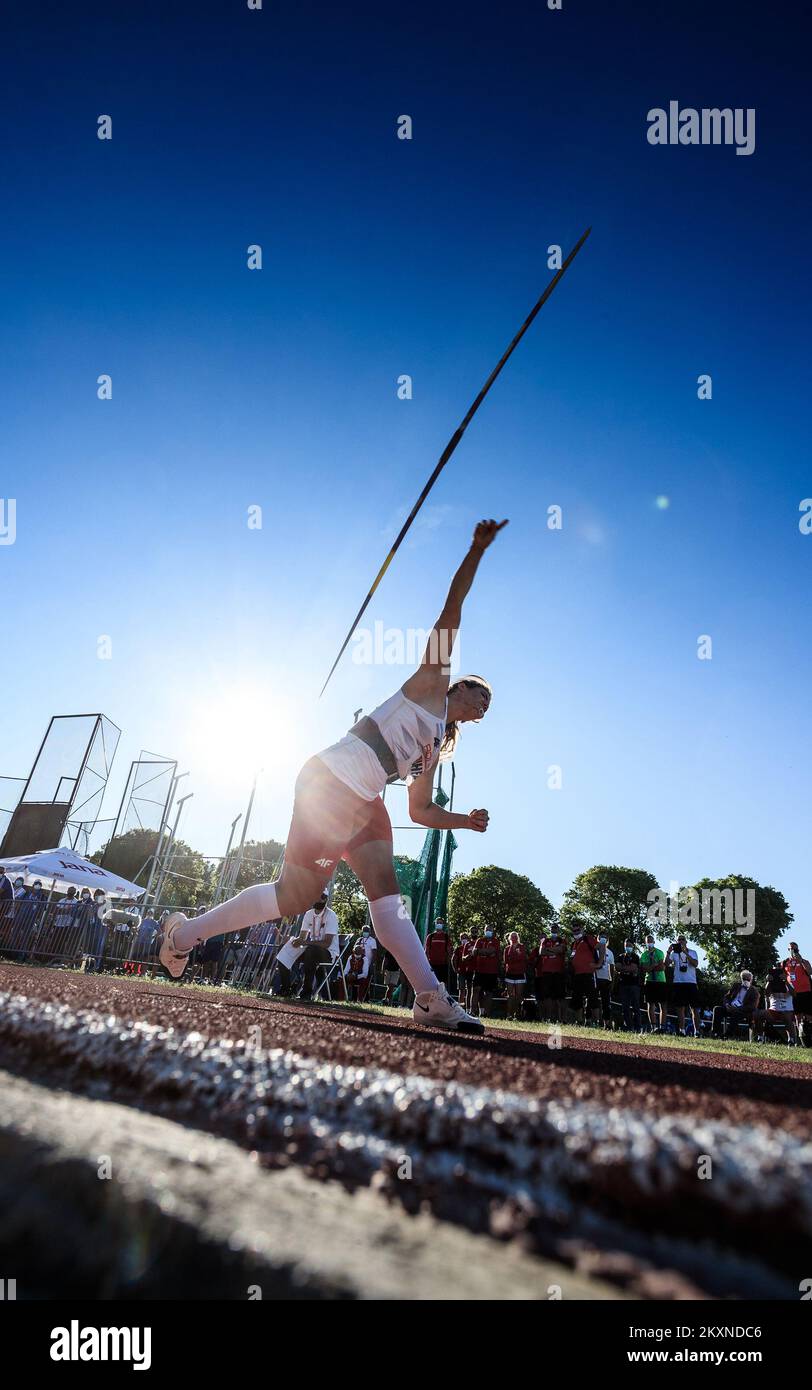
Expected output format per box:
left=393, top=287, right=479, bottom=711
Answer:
left=421, top=917, right=811, bottom=1044
left=0, top=873, right=114, bottom=969
left=1, top=865, right=809, bottom=1045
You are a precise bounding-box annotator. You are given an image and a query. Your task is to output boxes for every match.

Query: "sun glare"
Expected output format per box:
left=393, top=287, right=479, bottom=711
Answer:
left=183, top=683, right=309, bottom=791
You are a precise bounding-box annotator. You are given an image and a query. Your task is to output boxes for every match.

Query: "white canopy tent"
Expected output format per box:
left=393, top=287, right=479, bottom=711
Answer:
left=0, top=848, right=145, bottom=899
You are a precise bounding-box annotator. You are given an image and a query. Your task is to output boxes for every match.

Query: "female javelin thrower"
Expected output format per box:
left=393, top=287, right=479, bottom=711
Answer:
left=160, top=518, right=506, bottom=1032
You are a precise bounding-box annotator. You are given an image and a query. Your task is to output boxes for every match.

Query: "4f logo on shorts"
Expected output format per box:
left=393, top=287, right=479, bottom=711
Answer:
left=315, top=857, right=334, bottom=869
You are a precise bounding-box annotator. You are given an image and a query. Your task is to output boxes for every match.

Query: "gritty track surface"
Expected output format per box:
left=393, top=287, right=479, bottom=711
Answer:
left=2, top=963, right=811, bottom=1300
left=2, top=963, right=810, bottom=1138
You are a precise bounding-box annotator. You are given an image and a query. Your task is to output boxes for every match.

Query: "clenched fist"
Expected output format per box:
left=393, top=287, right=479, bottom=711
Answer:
left=467, top=808, right=490, bottom=833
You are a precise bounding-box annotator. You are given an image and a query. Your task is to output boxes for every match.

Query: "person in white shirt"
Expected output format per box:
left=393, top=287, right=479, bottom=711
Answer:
left=290, top=892, right=340, bottom=1000
left=354, top=926, right=378, bottom=1001
left=594, top=933, right=615, bottom=1029
left=161, top=519, right=508, bottom=1034
left=54, top=888, right=79, bottom=938
left=711, top=971, right=760, bottom=1040
left=665, top=936, right=700, bottom=1036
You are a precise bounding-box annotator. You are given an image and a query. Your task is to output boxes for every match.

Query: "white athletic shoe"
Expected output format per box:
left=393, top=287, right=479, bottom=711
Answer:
left=413, top=983, right=485, bottom=1034
left=159, top=912, right=192, bottom=980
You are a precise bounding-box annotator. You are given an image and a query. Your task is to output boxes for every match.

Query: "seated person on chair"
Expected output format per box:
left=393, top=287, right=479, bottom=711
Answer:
left=276, top=891, right=339, bottom=999
left=711, top=971, right=760, bottom=1040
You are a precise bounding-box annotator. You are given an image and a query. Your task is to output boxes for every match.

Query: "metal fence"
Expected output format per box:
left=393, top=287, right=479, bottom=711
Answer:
left=0, top=898, right=385, bottom=1001
left=0, top=897, right=149, bottom=973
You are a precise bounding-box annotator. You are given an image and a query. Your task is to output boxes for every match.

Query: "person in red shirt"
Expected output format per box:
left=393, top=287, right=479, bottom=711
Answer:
left=452, top=932, right=474, bottom=1011
left=345, top=942, right=368, bottom=1002
left=503, top=930, right=528, bottom=1020
left=783, top=943, right=812, bottom=1046
left=424, top=919, right=450, bottom=986
left=568, top=918, right=605, bottom=1025
left=530, top=925, right=567, bottom=1022
left=470, top=928, right=501, bottom=1018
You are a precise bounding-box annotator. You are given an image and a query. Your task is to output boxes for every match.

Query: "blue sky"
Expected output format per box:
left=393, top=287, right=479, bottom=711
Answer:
left=2, top=0, right=809, bottom=954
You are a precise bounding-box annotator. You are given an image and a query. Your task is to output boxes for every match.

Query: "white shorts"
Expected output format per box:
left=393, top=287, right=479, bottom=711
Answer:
left=768, top=995, right=794, bottom=1013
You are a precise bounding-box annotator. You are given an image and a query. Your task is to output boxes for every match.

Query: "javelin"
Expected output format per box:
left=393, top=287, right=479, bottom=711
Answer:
left=320, top=225, right=592, bottom=697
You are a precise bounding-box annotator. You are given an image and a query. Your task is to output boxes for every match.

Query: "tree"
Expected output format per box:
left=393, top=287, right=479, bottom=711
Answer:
left=232, top=839, right=286, bottom=892
left=447, top=865, right=554, bottom=946
left=94, top=828, right=218, bottom=906
left=330, top=861, right=368, bottom=934
left=94, top=827, right=214, bottom=909
left=683, top=874, right=792, bottom=980
left=561, top=865, right=660, bottom=946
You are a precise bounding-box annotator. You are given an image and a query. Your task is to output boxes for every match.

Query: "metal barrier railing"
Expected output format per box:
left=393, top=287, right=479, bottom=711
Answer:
left=0, top=898, right=368, bottom=996
left=0, top=897, right=156, bottom=973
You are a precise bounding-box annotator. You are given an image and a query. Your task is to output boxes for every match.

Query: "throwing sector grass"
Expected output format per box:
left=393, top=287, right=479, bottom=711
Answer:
left=320, top=227, right=592, bottom=696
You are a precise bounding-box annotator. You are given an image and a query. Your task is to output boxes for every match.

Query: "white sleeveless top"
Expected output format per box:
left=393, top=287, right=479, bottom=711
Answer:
left=317, top=688, right=447, bottom=801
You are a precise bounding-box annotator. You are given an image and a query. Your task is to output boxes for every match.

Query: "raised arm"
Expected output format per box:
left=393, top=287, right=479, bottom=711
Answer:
left=402, top=518, right=507, bottom=711
left=407, top=765, right=489, bottom=834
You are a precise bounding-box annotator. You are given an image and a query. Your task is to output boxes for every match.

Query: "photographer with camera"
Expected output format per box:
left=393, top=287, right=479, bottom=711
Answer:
left=616, top=938, right=643, bottom=1032
left=594, top=932, right=615, bottom=1029
left=782, top=943, right=812, bottom=1047
left=665, top=935, right=700, bottom=1037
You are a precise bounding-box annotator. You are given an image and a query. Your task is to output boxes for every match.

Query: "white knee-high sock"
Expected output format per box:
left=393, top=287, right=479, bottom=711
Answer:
left=173, top=882, right=280, bottom=953
left=368, top=894, right=438, bottom=995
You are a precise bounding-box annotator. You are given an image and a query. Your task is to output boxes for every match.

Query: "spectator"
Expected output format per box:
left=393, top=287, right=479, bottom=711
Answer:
left=131, top=912, right=160, bottom=966
left=469, top=927, right=501, bottom=1017
left=297, top=891, right=340, bottom=1000
left=80, top=889, right=109, bottom=972
left=640, top=933, right=668, bottom=1033
left=346, top=941, right=368, bottom=1000
left=615, top=939, right=642, bottom=1032
left=425, top=919, right=450, bottom=985
left=74, top=889, right=93, bottom=954
left=531, top=925, right=567, bottom=1023
left=53, top=887, right=79, bottom=951
left=0, top=865, right=14, bottom=912
left=595, top=931, right=615, bottom=1029
left=568, top=918, right=605, bottom=1026
left=381, top=947, right=401, bottom=1003
left=756, top=966, right=798, bottom=1044
left=711, top=971, right=760, bottom=1040
left=503, top=931, right=528, bottom=1020
left=355, top=925, right=377, bottom=1001
left=17, top=880, right=47, bottom=957
left=782, top=943, right=812, bottom=1047
left=198, top=932, right=225, bottom=983
left=452, top=933, right=475, bottom=1011
left=665, top=935, right=700, bottom=1037
left=1, top=876, right=23, bottom=946
left=273, top=916, right=308, bottom=995
left=43, top=884, right=77, bottom=961
left=0, top=867, right=15, bottom=948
